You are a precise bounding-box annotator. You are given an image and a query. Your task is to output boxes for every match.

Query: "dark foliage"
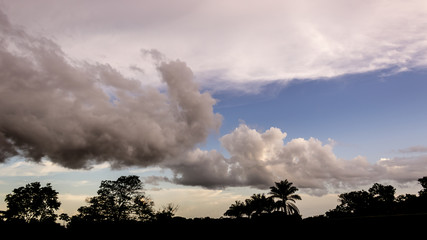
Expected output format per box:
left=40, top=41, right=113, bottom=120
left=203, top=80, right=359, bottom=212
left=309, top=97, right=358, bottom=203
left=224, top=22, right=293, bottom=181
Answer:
left=225, top=179, right=302, bottom=218
left=3, top=182, right=60, bottom=223
left=326, top=179, right=427, bottom=218
left=71, top=175, right=154, bottom=223
left=269, top=179, right=302, bottom=215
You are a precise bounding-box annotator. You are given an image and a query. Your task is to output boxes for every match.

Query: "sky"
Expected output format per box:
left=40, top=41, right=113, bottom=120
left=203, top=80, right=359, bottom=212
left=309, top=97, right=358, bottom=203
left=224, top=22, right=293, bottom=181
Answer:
left=0, top=0, right=427, bottom=218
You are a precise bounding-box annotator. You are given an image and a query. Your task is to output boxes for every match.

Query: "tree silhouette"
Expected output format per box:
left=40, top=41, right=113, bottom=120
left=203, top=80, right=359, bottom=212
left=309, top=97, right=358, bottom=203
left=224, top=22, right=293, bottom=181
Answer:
left=224, top=180, right=302, bottom=219
left=234, top=194, right=276, bottom=218
left=418, top=177, right=427, bottom=196
left=327, top=183, right=400, bottom=217
left=4, top=182, right=61, bottom=223
left=247, top=193, right=275, bottom=217
left=74, top=175, right=153, bottom=222
left=328, top=190, right=373, bottom=217
left=369, top=183, right=396, bottom=214
left=269, top=180, right=302, bottom=215
left=224, top=200, right=246, bottom=218
left=155, top=203, right=179, bottom=222
left=369, top=183, right=395, bottom=203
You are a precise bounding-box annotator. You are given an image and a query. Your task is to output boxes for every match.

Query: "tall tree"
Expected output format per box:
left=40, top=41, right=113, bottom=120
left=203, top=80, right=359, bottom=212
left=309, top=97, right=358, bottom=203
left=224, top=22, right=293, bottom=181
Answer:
left=75, top=175, right=153, bottom=222
left=269, top=180, right=302, bottom=215
left=4, top=182, right=61, bottom=223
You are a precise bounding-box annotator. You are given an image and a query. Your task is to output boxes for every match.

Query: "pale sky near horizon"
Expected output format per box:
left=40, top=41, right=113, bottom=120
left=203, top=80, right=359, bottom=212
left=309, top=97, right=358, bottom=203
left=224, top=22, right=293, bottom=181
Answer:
left=1, top=0, right=427, bottom=218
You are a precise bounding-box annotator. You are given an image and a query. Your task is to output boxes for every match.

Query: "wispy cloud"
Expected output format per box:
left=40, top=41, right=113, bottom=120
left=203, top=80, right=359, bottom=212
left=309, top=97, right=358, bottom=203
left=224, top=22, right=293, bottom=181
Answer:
left=4, top=0, right=427, bottom=91
left=0, top=159, right=72, bottom=177
left=398, top=145, right=427, bottom=154
left=0, top=158, right=109, bottom=177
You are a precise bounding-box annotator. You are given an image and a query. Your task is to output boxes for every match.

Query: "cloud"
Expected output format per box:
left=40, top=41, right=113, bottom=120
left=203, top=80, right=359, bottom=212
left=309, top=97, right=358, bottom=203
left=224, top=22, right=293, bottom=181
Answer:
left=58, top=193, right=91, bottom=215
left=398, top=145, right=427, bottom=154
left=0, top=10, right=221, bottom=169
left=163, top=124, right=427, bottom=195
left=142, top=176, right=172, bottom=186
left=377, top=155, right=427, bottom=183
left=0, top=158, right=110, bottom=177
left=3, top=0, right=427, bottom=91
left=0, top=159, right=73, bottom=177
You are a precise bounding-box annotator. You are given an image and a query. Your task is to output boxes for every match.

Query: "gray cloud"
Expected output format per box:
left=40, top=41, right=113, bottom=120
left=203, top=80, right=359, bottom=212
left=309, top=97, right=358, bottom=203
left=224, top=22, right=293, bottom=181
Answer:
left=0, top=11, right=221, bottom=169
left=142, top=176, right=172, bottom=186
left=377, top=156, right=427, bottom=183
left=398, top=145, right=427, bottom=154
left=164, top=124, right=427, bottom=195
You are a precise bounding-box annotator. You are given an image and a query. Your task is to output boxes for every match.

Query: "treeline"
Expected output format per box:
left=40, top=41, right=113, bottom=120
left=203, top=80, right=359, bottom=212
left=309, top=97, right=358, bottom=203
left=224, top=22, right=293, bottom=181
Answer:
left=1, top=175, right=427, bottom=236
left=0, top=176, right=304, bottom=226
left=325, top=177, right=427, bottom=218
left=0, top=175, right=178, bottom=226
left=223, top=177, right=427, bottom=220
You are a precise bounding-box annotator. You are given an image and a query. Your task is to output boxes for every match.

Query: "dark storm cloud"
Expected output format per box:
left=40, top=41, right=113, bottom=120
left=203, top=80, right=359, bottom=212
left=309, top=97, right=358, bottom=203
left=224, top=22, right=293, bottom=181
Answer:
left=0, top=10, right=221, bottom=169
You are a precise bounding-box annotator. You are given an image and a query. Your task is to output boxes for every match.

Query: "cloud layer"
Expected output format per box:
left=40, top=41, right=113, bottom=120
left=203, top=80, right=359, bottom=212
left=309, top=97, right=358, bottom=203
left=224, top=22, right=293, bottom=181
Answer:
left=0, top=11, right=221, bottom=168
left=3, top=0, right=427, bottom=90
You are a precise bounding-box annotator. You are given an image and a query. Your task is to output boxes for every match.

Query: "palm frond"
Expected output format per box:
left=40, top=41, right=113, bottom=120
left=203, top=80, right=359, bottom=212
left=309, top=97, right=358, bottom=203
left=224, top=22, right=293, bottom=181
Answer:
left=286, top=202, right=300, bottom=215
left=290, top=194, right=302, bottom=201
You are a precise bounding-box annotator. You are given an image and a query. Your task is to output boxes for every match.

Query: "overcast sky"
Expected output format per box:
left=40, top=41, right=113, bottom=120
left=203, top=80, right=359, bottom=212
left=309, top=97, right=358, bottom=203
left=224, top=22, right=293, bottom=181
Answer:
left=1, top=0, right=427, bottom=218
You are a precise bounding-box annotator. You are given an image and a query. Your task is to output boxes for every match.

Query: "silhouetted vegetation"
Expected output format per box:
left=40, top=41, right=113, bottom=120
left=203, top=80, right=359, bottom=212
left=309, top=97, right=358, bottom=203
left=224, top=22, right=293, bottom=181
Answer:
left=1, top=175, right=427, bottom=237
left=224, top=180, right=301, bottom=218
left=269, top=179, right=302, bottom=215
left=325, top=177, right=427, bottom=218
left=71, top=175, right=154, bottom=223
left=3, top=182, right=60, bottom=223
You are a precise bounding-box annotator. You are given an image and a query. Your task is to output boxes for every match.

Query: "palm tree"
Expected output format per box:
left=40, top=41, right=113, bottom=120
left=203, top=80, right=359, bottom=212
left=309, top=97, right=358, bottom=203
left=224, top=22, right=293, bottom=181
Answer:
left=269, top=180, right=302, bottom=215
left=224, top=200, right=246, bottom=218
left=248, top=193, right=275, bottom=217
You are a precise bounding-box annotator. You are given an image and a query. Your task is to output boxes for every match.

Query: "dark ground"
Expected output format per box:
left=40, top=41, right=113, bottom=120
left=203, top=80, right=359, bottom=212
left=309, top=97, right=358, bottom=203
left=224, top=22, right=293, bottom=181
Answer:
left=1, top=213, right=425, bottom=239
